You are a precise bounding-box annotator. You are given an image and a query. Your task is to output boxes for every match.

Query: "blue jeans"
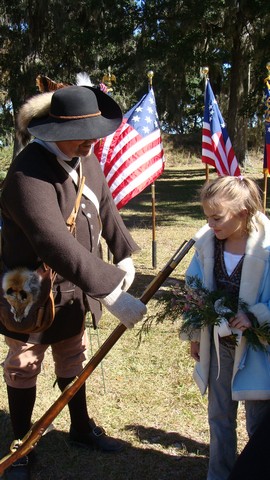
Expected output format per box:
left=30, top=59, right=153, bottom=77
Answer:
left=207, top=341, right=270, bottom=480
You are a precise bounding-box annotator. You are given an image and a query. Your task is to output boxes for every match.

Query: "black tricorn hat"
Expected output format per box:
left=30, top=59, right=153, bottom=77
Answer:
left=28, top=85, right=122, bottom=141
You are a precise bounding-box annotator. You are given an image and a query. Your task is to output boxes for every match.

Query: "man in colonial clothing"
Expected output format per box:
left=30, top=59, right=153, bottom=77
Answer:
left=0, top=85, right=146, bottom=480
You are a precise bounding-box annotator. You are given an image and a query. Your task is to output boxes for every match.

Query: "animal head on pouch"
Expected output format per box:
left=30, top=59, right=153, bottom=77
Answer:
left=2, top=268, right=41, bottom=322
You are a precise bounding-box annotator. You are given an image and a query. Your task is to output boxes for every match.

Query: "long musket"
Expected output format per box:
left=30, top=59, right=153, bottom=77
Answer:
left=0, top=223, right=208, bottom=475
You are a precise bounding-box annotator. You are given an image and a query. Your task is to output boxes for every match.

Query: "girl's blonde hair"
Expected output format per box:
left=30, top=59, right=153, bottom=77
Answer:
left=200, top=176, right=263, bottom=233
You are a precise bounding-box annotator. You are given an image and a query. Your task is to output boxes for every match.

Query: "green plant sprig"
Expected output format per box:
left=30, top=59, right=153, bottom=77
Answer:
left=138, top=275, right=270, bottom=352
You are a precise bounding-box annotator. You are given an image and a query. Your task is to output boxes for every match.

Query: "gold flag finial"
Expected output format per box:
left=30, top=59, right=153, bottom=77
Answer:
left=147, top=70, right=154, bottom=87
left=102, top=66, right=116, bottom=93
left=200, top=66, right=209, bottom=79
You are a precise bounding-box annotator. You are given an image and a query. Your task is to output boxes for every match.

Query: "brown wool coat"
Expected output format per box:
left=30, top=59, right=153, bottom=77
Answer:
left=0, top=142, right=139, bottom=344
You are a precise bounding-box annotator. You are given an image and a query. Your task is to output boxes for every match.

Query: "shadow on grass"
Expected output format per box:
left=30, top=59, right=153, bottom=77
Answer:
left=0, top=424, right=208, bottom=480
left=125, top=423, right=208, bottom=451
left=120, top=168, right=206, bottom=229
left=129, top=270, right=184, bottom=299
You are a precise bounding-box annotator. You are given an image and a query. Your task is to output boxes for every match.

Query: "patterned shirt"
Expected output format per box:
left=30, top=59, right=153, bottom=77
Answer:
left=214, top=237, right=244, bottom=347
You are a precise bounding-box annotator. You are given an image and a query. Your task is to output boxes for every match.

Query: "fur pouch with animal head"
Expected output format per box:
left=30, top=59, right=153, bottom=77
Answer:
left=2, top=268, right=42, bottom=322
left=0, top=265, right=55, bottom=334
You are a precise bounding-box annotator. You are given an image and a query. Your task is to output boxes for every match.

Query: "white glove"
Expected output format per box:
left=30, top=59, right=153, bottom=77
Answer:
left=116, top=257, right=135, bottom=291
left=100, top=284, right=147, bottom=329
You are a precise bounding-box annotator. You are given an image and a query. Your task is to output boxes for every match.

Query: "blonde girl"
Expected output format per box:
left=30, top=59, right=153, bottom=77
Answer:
left=182, top=176, right=270, bottom=480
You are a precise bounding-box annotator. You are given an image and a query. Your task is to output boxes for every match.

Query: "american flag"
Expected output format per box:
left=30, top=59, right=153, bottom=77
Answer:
left=94, top=88, right=165, bottom=209
left=263, top=80, right=270, bottom=174
left=202, top=80, right=241, bottom=176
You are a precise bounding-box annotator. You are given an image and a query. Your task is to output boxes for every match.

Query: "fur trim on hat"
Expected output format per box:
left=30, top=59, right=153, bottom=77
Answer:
left=16, top=92, right=54, bottom=146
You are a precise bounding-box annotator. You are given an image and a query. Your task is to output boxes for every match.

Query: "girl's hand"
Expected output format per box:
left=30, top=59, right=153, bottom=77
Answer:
left=190, top=341, right=200, bottom=361
left=229, top=311, right=252, bottom=332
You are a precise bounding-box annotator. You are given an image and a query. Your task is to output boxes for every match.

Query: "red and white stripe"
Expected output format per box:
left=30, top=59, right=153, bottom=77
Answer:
left=202, top=122, right=240, bottom=176
left=94, top=120, right=164, bottom=209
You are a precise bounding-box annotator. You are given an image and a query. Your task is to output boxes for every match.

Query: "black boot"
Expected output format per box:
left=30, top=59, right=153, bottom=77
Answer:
left=69, top=418, right=125, bottom=452
left=57, top=377, right=124, bottom=452
left=5, top=386, right=36, bottom=480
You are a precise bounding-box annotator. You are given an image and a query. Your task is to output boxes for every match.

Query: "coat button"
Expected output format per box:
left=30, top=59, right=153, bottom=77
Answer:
left=68, top=299, right=74, bottom=305
left=81, top=203, right=86, bottom=209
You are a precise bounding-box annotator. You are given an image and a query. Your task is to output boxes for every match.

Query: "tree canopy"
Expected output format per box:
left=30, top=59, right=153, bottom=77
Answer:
left=1, top=0, right=269, bottom=162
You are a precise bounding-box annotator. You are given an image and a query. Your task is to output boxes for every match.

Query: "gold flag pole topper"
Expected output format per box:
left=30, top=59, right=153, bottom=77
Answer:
left=102, top=66, right=116, bottom=94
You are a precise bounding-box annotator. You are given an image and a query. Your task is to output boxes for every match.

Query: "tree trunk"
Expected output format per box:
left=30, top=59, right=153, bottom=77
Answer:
left=227, top=9, right=249, bottom=166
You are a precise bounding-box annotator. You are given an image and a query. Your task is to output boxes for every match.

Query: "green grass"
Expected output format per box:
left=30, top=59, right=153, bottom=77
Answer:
left=0, top=149, right=267, bottom=479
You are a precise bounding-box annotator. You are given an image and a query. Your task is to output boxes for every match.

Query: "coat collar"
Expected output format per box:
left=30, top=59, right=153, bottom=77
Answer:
left=240, top=212, right=270, bottom=304
left=194, top=212, right=270, bottom=302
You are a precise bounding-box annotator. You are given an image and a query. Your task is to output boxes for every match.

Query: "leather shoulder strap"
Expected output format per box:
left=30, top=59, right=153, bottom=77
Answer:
left=66, top=173, right=86, bottom=234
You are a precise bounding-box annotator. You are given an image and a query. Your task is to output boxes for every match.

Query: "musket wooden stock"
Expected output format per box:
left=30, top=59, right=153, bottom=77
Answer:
left=0, top=237, right=196, bottom=475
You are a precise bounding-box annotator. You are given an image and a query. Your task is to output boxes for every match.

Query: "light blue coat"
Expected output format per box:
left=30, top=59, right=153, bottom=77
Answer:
left=182, top=212, right=270, bottom=400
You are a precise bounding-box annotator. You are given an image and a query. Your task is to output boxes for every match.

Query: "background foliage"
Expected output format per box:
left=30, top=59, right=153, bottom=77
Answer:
left=1, top=0, right=270, bottom=163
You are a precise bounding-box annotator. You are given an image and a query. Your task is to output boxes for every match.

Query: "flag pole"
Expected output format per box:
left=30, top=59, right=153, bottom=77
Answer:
left=200, top=67, right=209, bottom=182
left=263, top=171, right=268, bottom=214
left=102, top=66, right=116, bottom=262
left=147, top=70, right=157, bottom=269
left=201, top=66, right=209, bottom=182
left=263, top=62, right=270, bottom=214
